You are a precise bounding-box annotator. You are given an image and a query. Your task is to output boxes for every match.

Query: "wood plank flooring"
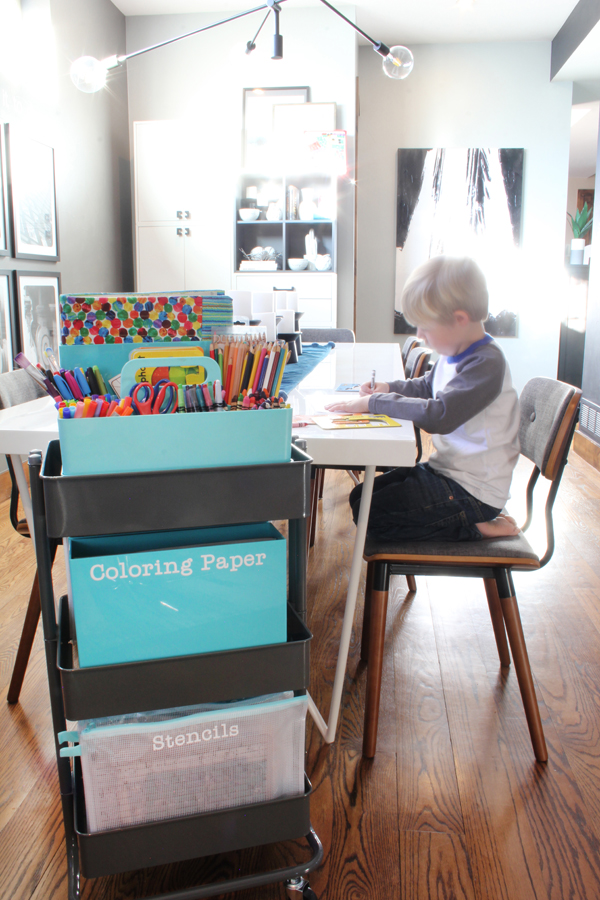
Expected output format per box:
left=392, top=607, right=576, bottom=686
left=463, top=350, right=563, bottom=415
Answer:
left=2, top=451, right=600, bottom=898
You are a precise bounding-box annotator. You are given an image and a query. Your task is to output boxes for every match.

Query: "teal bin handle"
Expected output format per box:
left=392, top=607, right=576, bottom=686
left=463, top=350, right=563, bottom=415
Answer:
left=60, top=746, right=82, bottom=757
left=120, top=355, right=222, bottom=397
left=58, top=730, right=79, bottom=744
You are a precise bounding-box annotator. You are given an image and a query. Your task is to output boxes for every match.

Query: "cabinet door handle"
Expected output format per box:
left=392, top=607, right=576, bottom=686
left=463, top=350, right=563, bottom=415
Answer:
left=184, top=210, right=190, bottom=218
left=185, top=228, right=191, bottom=236
left=176, top=210, right=183, bottom=219
left=177, top=228, right=183, bottom=236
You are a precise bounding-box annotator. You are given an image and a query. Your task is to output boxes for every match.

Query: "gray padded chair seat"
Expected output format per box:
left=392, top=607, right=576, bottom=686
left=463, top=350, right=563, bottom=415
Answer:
left=302, top=327, right=355, bottom=343
left=364, top=530, right=540, bottom=566
left=0, top=368, right=46, bottom=409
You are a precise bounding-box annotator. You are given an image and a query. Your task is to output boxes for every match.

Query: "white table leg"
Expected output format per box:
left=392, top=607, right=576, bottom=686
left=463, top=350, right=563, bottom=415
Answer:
left=10, top=453, right=35, bottom=539
left=308, top=464, right=376, bottom=742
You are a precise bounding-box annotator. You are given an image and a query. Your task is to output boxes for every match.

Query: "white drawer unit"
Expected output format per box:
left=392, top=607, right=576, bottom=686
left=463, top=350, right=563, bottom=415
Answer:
left=234, top=272, right=337, bottom=328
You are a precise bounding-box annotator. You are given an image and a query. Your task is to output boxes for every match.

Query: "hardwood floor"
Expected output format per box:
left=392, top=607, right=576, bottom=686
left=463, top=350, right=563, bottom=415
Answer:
left=2, top=451, right=600, bottom=898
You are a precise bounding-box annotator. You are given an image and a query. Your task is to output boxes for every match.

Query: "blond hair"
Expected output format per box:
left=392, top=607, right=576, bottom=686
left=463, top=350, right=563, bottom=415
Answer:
left=401, top=256, right=488, bottom=327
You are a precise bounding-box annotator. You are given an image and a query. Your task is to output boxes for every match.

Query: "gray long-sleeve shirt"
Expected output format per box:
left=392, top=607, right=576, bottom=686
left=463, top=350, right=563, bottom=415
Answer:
left=368, top=336, right=520, bottom=507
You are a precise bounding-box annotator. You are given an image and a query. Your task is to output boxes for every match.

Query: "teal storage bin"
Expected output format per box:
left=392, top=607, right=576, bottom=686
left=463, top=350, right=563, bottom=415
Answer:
left=67, top=523, right=287, bottom=667
left=58, top=407, right=292, bottom=475
left=57, top=353, right=293, bottom=475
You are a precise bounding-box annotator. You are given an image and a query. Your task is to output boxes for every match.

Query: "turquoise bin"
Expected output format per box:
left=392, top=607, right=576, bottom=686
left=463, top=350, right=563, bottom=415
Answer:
left=66, top=523, right=288, bottom=668
left=57, top=354, right=292, bottom=475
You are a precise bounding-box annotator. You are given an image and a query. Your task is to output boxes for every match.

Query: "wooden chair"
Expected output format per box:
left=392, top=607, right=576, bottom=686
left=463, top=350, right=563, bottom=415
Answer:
left=403, top=346, right=432, bottom=462
left=401, top=336, right=423, bottom=367
left=404, top=346, right=431, bottom=380
left=359, top=376, right=582, bottom=762
left=0, top=370, right=57, bottom=704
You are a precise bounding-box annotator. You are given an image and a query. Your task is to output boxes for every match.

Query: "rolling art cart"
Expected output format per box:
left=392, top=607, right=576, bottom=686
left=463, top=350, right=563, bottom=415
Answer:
left=29, top=437, right=323, bottom=900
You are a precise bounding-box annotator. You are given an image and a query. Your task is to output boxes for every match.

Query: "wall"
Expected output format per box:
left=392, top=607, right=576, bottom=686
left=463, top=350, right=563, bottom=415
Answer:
left=0, top=0, right=131, bottom=474
left=580, top=114, right=600, bottom=421
left=356, top=42, right=573, bottom=392
left=125, top=6, right=357, bottom=329
left=0, top=0, right=132, bottom=294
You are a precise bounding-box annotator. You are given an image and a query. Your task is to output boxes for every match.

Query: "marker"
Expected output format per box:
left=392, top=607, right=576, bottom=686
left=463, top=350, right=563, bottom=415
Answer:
left=370, top=369, right=376, bottom=390
left=177, top=385, right=186, bottom=413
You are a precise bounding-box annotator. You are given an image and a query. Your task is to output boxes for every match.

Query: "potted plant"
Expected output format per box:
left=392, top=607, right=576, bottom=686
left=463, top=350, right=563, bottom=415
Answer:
left=568, top=202, right=593, bottom=264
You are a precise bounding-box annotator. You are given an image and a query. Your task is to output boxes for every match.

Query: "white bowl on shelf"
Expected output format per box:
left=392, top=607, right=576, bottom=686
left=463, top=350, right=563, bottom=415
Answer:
left=239, top=208, right=260, bottom=221
left=288, top=258, right=308, bottom=271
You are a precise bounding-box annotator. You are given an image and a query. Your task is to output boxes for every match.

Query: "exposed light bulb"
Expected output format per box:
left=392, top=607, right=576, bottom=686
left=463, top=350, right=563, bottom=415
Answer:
left=69, top=55, right=119, bottom=93
left=382, top=45, right=414, bottom=80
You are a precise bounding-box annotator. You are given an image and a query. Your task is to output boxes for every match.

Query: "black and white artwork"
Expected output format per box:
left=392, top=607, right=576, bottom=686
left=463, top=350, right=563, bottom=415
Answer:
left=394, top=148, right=523, bottom=334
left=0, top=271, right=15, bottom=373
left=0, top=125, right=9, bottom=257
left=15, top=271, right=61, bottom=367
left=8, top=127, right=59, bottom=261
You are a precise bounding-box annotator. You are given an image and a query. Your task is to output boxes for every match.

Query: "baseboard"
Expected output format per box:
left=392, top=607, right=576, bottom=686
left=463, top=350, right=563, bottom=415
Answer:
left=573, top=428, right=600, bottom=473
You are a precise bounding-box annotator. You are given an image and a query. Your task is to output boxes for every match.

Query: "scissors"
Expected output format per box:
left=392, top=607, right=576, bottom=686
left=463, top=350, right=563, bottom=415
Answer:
left=131, top=381, right=178, bottom=415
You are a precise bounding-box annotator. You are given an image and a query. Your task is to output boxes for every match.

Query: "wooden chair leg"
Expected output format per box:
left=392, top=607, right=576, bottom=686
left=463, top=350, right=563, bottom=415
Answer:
left=406, top=574, right=417, bottom=593
left=361, top=560, right=374, bottom=662
left=497, top=571, right=548, bottom=763
left=7, top=570, right=41, bottom=704
left=483, top=577, right=511, bottom=667
left=363, top=562, right=390, bottom=758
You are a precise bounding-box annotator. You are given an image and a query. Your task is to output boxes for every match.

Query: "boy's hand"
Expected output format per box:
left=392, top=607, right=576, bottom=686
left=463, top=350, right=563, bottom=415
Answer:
left=325, top=395, right=371, bottom=413
left=359, top=380, right=389, bottom=395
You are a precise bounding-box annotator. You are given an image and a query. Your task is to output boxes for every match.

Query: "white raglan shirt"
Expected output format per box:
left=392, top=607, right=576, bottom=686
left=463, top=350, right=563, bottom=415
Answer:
left=368, top=335, right=520, bottom=508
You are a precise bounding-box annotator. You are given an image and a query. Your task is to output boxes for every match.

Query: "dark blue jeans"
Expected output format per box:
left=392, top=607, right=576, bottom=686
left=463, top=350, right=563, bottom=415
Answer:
left=349, top=463, right=501, bottom=543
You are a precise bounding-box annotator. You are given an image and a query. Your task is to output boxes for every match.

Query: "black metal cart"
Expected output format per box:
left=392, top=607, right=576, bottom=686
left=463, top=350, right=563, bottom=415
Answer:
left=29, top=438, right=322, bottom=900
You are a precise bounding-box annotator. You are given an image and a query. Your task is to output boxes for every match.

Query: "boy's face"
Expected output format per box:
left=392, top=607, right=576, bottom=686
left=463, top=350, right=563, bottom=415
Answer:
left=416, top=310, right=483, bottom=357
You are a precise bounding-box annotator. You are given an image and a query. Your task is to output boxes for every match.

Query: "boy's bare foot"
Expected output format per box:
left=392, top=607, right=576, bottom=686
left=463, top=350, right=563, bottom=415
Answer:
left=476, top=514, right=520, bottom=538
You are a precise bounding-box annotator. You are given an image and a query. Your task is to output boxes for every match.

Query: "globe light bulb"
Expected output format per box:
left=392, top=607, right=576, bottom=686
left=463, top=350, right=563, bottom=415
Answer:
left=382, top=45, right=414, bottom=80
left=69, top=55, right=119, bottom=93
left=70, top=56, right=108, bottom=93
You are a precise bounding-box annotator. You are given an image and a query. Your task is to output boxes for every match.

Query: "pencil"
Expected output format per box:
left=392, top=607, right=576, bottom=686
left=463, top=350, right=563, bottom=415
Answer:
left=250, top=344, right=266, bottom=393
left=262, top=348, right=277, bottom=395
left=266, top=345, right=281, bottom=396
left=224, top=355, right=234, bottom=404
left=273, top=348, right=289, bottom=398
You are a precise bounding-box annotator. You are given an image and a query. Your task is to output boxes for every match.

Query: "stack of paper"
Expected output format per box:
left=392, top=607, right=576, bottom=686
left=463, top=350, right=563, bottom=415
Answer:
left=201, top=296, right=234, bottom=337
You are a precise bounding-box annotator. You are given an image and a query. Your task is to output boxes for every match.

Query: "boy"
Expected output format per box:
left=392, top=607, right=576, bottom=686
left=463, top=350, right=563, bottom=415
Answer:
left=325, top=256, right=520, bottom=542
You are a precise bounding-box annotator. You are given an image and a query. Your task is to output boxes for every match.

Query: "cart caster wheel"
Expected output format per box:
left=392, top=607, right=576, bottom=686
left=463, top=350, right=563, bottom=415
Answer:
left=286, top=876, right=316, bottom=898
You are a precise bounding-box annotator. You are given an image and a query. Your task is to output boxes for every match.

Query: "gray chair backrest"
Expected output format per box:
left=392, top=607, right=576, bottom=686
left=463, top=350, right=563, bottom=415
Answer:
left=519, top=377, right=580, bottom=479
left=0, top=369, right=47, bottom=410
left=404, top=347, right=431, bottom=379
left=401, top=336, right=422, bottom=366
left=302, top=328, right=355, bottom=344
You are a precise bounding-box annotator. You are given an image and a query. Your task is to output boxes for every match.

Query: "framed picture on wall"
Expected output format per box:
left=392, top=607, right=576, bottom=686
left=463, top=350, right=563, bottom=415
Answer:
left=0, top=125, right=10, bottom=257
left=0, top=270, right=17, bottom=373
left=243, top=86, right=309, bottom=170
left=14, top=271, right=61, bottom=367
left=7, top=126, right=60, bottom=261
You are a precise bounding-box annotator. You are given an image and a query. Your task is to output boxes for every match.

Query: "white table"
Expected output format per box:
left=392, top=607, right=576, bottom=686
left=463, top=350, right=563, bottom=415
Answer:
left=0, top=345, right=416, bottom=745
left=0, top=395, right=59, bottom=536
left=289, top=343, right=416, bottom=742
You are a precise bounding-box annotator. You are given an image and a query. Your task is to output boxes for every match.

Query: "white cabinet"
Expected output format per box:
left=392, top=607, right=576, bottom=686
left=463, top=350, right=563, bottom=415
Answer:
left=134, top=121, right=206, bottom=292
left=235, top=173, right=337, bottom=327
left=134, top=121, right=189, bottom=224
left=235, top=272, right=337, bottom=328
left=136, top=225, right=208, bottom=293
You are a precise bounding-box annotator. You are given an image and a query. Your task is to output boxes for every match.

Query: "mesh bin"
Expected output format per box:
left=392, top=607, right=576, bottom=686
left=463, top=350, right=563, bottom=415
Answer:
left=61, top=693, right=307, bottom=833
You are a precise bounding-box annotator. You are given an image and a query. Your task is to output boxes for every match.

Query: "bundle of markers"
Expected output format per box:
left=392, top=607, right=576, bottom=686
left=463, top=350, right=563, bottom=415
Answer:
left=208, top=337, right=290, bottom=406
left=176, top=382, right=288, bottom=413
left=57, top=396, right=133, bottom=419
